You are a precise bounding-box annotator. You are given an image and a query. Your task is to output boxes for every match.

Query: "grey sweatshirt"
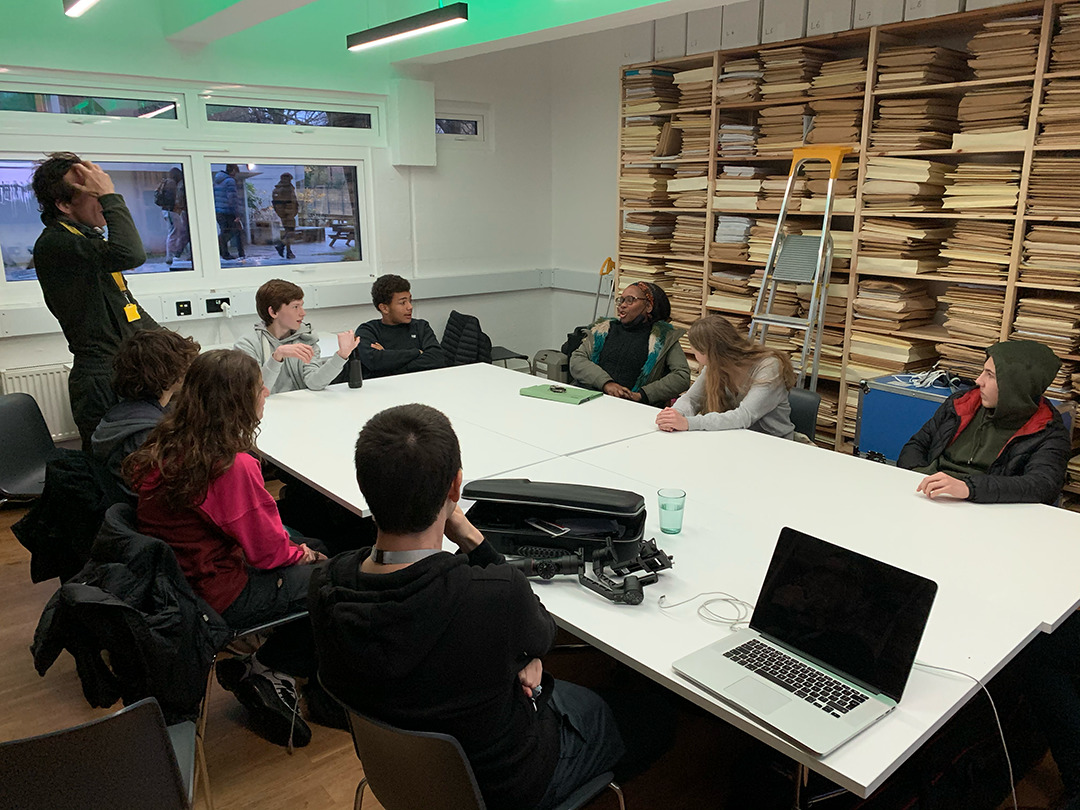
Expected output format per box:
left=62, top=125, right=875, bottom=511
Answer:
left=672, top=356, right=795, bottom=439
left=234, top=322, right=347, bottom=394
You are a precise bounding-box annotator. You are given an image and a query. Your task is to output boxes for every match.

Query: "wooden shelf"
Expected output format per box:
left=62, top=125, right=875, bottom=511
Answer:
left=622, top=157, right=709, bottom=165
left=866, top=148, right=1026, bottom=157
left=621, top=104, right=713, bottom=118
left=719, top=91, right=865, bottom=111
left=872, top=74, right=1035, bottom=96
left=615, top=0, right=1080, bottom=460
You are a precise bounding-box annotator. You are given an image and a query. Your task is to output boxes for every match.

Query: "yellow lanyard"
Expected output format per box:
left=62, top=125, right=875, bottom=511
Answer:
left=58, top=220, right=141, bottom=322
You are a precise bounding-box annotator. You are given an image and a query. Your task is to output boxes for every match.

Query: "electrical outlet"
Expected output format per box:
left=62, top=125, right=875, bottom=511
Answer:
left=205, top=297, right=230, bottom=314
left=175, top=300, right=192, bottom=317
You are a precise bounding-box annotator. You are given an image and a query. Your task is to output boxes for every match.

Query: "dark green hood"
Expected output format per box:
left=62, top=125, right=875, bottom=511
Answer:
left=985, top=340, right=1060, bottom=429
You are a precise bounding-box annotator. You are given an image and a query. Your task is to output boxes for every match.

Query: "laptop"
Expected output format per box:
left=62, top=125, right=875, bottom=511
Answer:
left=672, top=527, right=937, bottom=756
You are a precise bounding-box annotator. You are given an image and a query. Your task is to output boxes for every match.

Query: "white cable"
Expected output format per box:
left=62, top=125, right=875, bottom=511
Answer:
left=915, top=660, right=1017, bottom=810
left=658, top=591, right=755, bottom=627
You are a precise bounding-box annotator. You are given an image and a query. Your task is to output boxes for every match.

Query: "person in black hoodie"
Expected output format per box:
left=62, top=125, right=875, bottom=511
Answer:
left=92, top=328, right=200, bottom=500
left=309, top=404, right=624, bottom=810
left=353, top=274, right=446, bottom=378
left=897, top=339, right=1069, bottom=504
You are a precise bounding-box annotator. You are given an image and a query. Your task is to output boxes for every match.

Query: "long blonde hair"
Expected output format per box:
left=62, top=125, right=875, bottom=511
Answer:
left=688, top=315, right=796, bottom=414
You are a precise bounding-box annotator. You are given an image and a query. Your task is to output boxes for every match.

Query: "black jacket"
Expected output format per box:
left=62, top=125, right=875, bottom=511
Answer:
left=33, top=195, right=157, bottom=369
left=442, top=310, right=493, bottom=366
left=13, top=448, right=125, bottom=583
left=32, top=504, right=231, bottom=724
left=91, top=397, right=165, bottom=499
left=309, top=542, right=558, bottom=810
left=897, top=389, right=1070, bottom=504
left=354, top=318, right=446, bottom=378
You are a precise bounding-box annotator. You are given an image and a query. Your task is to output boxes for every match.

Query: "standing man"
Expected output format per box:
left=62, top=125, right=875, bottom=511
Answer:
left=213, top=163, right=245, bottom=261
left=354, top=274, right=446, bottom=378
left=31, top=152, right=159, bottom=449
left=271, top=173, right=298, bottom=260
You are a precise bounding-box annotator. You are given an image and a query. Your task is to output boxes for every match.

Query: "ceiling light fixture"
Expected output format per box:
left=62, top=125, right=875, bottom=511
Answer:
left=63, top=0, right=103, bottom=18
left=347, top=2, right=468, bottom=53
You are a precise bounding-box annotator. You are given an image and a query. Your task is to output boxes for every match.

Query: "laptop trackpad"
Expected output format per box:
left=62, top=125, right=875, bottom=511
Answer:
left=727, top=677, right=790, bottom=715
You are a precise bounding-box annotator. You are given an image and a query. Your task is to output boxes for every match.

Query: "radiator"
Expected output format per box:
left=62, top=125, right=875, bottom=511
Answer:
left=1, top=364, right=79, bottom=441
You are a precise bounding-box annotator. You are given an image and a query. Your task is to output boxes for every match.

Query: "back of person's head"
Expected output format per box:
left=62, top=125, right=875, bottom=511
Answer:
left=370, top=274, right=410, bottom=310
left=125, top=349, right=262, bottom=507
left=168, top=167, right=182, bottom=182
left=112, top=329, right=200, bottom=401
left=354, top=404, right=461, bottom=535
left=688, top=314, right=795, bottom=413
left=32, top=152, right=83, bottom=224
left=279, top=172, right=293, bottom=182
left=256, top=278, right=304, bottom=325
left=225, top=163, right=239, bottom=176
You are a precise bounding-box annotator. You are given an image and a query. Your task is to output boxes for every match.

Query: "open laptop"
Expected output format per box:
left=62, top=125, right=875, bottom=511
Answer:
left=673, top=527, right=937, bottom=756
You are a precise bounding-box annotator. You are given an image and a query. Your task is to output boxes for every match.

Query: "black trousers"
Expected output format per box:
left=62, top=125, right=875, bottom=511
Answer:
left=220, top=559, right=321, bottom=678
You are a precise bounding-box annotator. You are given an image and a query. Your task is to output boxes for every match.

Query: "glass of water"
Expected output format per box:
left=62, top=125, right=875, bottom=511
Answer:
left=657, top=488, right=686, bottom=535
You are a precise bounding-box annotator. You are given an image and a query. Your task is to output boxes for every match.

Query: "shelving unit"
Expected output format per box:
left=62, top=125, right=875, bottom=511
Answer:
left=616, top=0, right=1080, bottom=455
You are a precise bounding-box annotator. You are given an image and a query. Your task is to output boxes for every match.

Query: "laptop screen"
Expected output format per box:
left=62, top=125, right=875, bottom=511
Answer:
left=749, top=527, right=938, bottom=702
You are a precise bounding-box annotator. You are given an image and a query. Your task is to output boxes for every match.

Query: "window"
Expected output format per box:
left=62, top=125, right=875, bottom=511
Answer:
left=209, top=162, right=361, bottom=268
left=436, top=116, right=483, bottom=141
left=0, top=91, right=178, bottom=119
left=205, top=104, right=371, bottom=129
left=0, top=160, right=194, bottom=283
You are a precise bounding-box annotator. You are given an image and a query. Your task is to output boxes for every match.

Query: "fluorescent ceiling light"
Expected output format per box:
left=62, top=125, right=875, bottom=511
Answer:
left=138, top=103, right=176, bottom=119
left=347, top=3, right=467, bottom=53
left=63, top=0, right=102, bottom=18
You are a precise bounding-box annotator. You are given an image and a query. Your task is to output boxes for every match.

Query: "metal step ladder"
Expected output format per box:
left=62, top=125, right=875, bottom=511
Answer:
left=750, top=145, right=853, bottom=391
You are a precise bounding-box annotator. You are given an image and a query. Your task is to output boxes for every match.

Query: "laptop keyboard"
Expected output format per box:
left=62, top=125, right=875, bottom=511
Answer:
left=723, top=638, right=870, bottom=717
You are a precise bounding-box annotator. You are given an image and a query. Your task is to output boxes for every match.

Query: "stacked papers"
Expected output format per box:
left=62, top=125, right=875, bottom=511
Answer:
left=871, top=96, right=958, bottom=151
left=852, top=278, right=937, bottom=331
left=1028, top=158, right=1080, bottom=215
left=939, top=221, right=1013, bottom=280
left=875, top=46, right=968, bottom=89
left=939, top=284, right=1006, bottom=342
left=810, top=57, right=867, bottom=96
left=619, top=211, right=675, bottom=254
left=1012, top=296, right=1080, bottom=354
left=623, top=68, right=679, bottom=114
left=716, top=57, right=762, bottom=104
left=941, top=163, right=1020, bottom=213
left=673, top=66, right=713, bottom=108
left=710, top=215, right=754, bottom=261
left=966, top=14, right=1041, bottom=79
left=862, top=157, right=948, bottom=212
left=759, top=46, right=831, bottom=101
left=757, top=104, right=811, bottom=154
left=857, top=218, right=948, bottom=275
left=1021, top=225, right=1080, bottom=286
left=1038, top=79, right=1080, bottom=147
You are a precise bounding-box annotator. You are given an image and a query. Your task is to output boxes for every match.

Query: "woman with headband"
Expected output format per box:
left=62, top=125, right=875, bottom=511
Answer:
left=570, top=281, right=690, bottom=406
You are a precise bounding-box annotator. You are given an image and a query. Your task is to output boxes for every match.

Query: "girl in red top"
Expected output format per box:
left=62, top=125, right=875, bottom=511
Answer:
left=126, top=348, right=327, bottom=748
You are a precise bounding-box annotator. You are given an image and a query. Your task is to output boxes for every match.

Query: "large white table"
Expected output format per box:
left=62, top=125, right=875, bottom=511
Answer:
left=256, top=364, right=656, bottom=515
left=512, top=432, right=1080, bottom=796
left=256, top=366, right=1080, bottom=798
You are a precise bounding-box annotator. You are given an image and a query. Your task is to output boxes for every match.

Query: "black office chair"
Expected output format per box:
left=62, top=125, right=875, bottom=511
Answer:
left=324, top=680, right=624, bottom=810
left=0, top=697, right=194, bottom=810
left=0, top=392, right=55, bottom=505
left=788, top=387, right=822, bottom=441
left=442, top=310, right=531, bottom=372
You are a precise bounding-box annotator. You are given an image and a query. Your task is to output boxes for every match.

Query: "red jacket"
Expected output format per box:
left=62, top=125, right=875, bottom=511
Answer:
left=136, top=452, right=303, bottom=613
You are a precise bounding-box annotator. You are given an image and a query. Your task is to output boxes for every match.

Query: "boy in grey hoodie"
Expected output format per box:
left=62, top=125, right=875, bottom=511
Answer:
left=234, top=279, right=359, bottom=394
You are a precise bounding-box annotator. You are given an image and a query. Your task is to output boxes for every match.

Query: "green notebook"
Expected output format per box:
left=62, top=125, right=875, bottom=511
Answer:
left=519, top=384, right=603, bottom=405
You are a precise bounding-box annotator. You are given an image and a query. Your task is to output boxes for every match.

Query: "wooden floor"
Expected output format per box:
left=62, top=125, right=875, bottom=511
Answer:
left=0, top=502, right=1065, bottom=809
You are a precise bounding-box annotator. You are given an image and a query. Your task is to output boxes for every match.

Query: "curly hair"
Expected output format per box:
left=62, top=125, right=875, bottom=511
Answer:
left=687, top=315, right=795, bottom=415
left=255, top=279, right=304, bottom=326
left=32, top=152, right=83, bottom=224
left=112, top=329, right=201, bottom=401
left=124, top=349, right=263, bottom=509
left=354, top=404, right=461, bottom=534
left=370, top=274, right=410, bottom=310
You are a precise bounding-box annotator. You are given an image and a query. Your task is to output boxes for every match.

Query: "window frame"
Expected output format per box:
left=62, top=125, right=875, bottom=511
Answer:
left=434, top=101, right=493, bottom=150
left=0, top=70, right=383, bottom=306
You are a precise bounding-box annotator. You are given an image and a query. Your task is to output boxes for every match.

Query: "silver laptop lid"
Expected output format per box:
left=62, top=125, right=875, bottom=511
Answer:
left=749, top=527, right=938, bottom=702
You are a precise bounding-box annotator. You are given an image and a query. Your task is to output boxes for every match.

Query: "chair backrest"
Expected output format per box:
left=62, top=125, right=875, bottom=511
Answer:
left=0, top=392, right=55, bottom=499
left=0, top=697, right=189, bottom=810
left=343, top=703, right=487, bottom=810
left=788, top=386, right=822, bottom=440
left=441, top=310, right=493, bottom=366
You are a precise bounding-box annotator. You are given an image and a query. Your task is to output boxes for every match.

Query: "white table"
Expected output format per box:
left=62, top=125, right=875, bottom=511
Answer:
left=532, top=430, right=1080, bottom=795
left=258, top=365, right=1080, bottom=797
left=256, top=364, right=656, bottom=515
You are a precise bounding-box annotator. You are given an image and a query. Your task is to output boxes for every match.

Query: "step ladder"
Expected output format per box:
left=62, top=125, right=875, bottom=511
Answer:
left=750, top=145, right=852, bottom=392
